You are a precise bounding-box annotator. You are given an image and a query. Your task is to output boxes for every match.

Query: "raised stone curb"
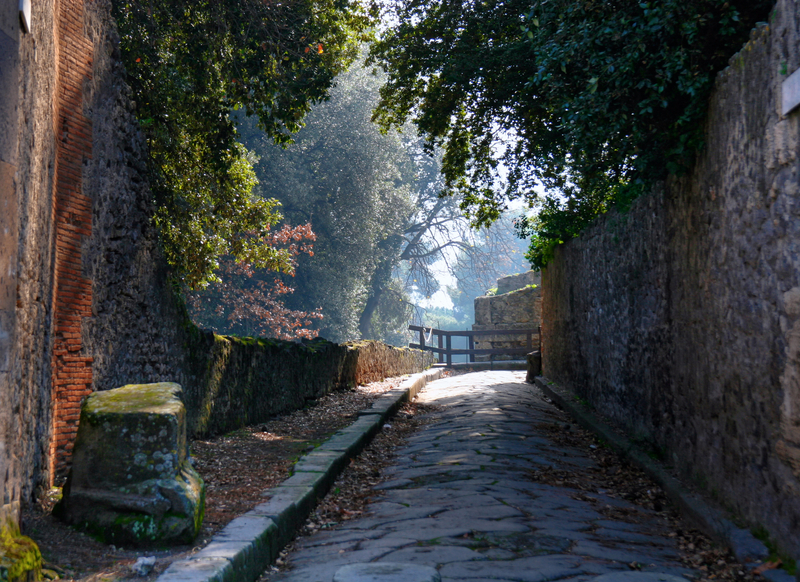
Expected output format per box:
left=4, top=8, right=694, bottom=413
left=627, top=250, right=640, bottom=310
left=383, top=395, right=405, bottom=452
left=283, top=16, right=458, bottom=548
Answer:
left=157, top=368, right=443, bottom=582
left=533, top=376, right=770, bottom=567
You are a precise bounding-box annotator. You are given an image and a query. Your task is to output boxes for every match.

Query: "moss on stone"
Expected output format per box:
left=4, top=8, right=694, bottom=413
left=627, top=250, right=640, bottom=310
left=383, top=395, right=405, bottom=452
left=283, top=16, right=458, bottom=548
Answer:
left=85, top=382, right=183, bottom=416
left=0, top=521, right=42, bottom=582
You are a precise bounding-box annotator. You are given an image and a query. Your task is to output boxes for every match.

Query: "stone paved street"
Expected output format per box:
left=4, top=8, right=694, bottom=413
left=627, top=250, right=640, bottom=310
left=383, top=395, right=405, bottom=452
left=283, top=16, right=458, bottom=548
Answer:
left=266, top=371, right=698, bottom=582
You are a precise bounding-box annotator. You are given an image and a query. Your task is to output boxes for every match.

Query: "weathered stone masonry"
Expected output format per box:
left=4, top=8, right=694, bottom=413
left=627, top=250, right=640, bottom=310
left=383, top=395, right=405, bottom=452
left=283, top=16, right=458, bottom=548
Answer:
left=541, top=0, right=800, bottom=556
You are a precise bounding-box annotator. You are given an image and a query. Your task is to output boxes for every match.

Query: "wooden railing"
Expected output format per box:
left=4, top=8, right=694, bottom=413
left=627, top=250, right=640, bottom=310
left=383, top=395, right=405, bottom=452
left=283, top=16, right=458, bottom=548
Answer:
left=409, top=325, right=541, bottom=367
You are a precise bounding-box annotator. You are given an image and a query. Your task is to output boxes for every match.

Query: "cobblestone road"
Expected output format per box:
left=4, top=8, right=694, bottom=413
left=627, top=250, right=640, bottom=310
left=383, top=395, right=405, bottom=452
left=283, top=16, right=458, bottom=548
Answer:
left=268, top=371, right=698, bottom=582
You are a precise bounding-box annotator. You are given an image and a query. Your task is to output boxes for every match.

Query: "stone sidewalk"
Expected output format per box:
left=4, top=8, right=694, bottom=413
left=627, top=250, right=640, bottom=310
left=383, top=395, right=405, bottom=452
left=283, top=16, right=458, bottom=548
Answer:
left=266, top=371, right=698, bottom=582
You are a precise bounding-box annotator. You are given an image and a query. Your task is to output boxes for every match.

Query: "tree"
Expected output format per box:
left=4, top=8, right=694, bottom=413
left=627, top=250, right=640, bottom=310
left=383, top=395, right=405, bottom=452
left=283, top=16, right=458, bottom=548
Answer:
left=369, top=0, right=773, bottom=267
left=113, top=0, right=373, bottom=287
left=186, top=225, right=323, bottom=339
left=240, top=54, right=539, bottom=343
left=446, top=216, right=531, bottom=324
left=238, top=57, right=419, bottom=342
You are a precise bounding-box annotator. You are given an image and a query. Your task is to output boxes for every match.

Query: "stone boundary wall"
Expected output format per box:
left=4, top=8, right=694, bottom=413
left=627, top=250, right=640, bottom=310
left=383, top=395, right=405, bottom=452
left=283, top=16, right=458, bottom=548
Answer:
left=473, top=279, right=542, bottom=360
left=181, top=331, right=434, bottom=439
left=6, top=0, right=61, bottom=520
left=541, top=0, right=800, bottom=555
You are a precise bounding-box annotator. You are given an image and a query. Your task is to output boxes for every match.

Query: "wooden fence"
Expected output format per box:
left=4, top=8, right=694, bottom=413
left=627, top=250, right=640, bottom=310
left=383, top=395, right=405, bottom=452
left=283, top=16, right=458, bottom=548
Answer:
left=408, top=325, right=540, bottom=367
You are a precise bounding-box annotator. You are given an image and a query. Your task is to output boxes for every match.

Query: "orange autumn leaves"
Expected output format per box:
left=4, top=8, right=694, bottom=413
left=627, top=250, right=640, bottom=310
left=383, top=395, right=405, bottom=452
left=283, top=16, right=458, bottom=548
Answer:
left=187, top=223, right=324, bottom=340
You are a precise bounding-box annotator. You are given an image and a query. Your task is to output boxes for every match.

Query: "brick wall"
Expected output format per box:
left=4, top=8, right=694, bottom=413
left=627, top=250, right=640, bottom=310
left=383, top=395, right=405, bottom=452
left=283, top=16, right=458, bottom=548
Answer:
left=50, top=0, right=93, bottom=481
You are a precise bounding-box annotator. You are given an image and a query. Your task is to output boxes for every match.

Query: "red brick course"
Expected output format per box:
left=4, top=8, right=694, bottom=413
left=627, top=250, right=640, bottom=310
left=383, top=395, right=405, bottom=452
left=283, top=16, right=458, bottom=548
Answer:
left=49, top=0, right=94, bottom=483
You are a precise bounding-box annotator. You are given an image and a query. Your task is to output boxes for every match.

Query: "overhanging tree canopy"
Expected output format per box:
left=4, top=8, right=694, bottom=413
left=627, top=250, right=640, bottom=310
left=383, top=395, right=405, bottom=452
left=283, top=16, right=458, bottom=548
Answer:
left=114, top=0, right=373, bottom=287
left=370, top=0, right=773, bottom=267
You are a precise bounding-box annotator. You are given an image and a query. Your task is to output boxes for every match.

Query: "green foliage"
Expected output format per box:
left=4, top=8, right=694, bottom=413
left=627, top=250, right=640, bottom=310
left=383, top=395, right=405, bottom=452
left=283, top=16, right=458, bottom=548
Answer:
left=113, top=0, right=373, bottom=287
left=238, top=58, right=417, bottom=341
left=0, top=521, right=42, bottom=582
left=751, top=527, right=797, bottom=576
left=371, top=0, right=772, bottom=266
left=422, top=306, right=469, bottom=331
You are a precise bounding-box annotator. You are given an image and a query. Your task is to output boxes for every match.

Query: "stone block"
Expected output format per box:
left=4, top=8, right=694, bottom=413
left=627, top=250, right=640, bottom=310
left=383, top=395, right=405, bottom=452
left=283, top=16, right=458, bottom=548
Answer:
left=474, top=296, right=492, bottom=326
left=251, top=486, right=315, bottom=549
left=526, top=351, right=542, bottom=383
left=193, top=516, right=278, bottom=581
left=55, top=383, right=204, bottom=546
left=293, top=450, right=347, bottom=476
left=158, top=557, right=233, bottom=582
left=496, top=270, right=540, bottom=295
left=319, top=416, right=381, bottom=458
left=363, top=390, right=407, bottom=419
left=282, top=471, right=328, bottom=494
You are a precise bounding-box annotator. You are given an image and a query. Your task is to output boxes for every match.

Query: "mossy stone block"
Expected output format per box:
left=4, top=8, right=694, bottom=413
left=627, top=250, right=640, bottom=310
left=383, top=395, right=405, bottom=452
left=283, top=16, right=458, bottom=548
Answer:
left=56, top=383, right=205, bottom=546
left=0, top=519, right=42, bottom=582
left=71, top=382, right=186, bottom=488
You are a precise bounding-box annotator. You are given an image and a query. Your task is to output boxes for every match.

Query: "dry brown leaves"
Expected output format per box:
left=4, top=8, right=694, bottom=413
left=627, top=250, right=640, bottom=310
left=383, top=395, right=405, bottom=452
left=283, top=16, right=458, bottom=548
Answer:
left=20, top=376, right=410, bottom=581
left=529, top=418, right=762, bottom=582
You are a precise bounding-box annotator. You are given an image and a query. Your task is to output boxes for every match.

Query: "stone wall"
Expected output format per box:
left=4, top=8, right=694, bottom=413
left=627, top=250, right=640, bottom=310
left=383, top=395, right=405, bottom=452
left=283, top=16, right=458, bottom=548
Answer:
left=473, top=271, right=542, bottom=360
left=182, top=334, right=434, bottom=439
left=541, top=0, right=800, bottom=554
left=4, top=0, right=60, bottom=525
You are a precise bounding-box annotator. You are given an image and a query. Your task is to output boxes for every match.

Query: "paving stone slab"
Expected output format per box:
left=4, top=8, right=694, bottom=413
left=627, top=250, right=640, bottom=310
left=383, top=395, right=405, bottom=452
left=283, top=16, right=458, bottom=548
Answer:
left=291, top=546, right=396, bottom=568
left=379, top=544, right=486, bottom=565
left=591, top=528, right=663, bottom=545
left=571, top=541, right=676, bottom=565
left=760, top=570, right=797, bottom=582
left=158, top=558, right=234, bottom=582
left=434, top=504, right=525, bottom=521
left=439, top=554, right=583, bottom=582
left=591, top=573, right=691, bottom=582
left=332, top=562, right=441, bottom=582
